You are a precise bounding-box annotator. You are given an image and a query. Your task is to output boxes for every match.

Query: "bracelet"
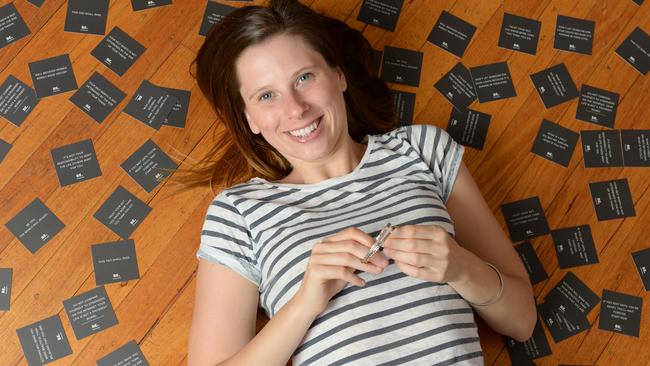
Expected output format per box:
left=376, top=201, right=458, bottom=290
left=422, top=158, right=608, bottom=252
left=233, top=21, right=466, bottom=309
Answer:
left=467, top=262, right=504, bottom=307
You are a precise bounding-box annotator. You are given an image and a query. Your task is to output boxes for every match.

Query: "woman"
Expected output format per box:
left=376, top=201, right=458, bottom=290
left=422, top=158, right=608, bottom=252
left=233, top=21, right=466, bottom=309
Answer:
left=188, top=1, right=536, bottom=365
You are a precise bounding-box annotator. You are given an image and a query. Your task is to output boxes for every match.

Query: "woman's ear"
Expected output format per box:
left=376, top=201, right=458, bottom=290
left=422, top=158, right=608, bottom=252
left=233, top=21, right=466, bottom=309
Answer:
left=245, top=111, right=261, bottom=134
left=336, top=67, right=347, bottom=92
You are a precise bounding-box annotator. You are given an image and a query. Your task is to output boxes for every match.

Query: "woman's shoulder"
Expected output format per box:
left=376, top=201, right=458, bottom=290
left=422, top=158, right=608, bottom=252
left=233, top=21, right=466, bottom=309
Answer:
left=373, top=124, right=449, bottom=148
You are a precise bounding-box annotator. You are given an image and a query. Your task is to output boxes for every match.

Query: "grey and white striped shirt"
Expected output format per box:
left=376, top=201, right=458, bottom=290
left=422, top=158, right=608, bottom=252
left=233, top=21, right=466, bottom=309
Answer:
left=197, top=124, right=483, bottom=365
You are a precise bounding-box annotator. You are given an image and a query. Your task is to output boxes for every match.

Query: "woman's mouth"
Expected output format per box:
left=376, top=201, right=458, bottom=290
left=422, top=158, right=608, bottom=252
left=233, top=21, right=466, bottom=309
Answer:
left=286, top=116, right=323, bottom=142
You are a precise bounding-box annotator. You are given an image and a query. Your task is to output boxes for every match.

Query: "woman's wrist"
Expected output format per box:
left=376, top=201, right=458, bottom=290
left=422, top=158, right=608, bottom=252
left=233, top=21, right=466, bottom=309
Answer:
left=447, top=250, right=502, bottom=306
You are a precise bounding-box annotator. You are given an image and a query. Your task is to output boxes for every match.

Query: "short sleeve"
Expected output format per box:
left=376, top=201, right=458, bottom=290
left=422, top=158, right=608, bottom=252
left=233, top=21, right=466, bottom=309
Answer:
left=196, top=191, right=261, bottom=288
left=404, top=124, right=465, bottom=203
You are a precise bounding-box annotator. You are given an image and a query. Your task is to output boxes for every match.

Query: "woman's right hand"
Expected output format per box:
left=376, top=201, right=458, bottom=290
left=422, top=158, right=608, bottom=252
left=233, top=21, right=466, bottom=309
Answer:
left=293, top=227, right=390, bottom=317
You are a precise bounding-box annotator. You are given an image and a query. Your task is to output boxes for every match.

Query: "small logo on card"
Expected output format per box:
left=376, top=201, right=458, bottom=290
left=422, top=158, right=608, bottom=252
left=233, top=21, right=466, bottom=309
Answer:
left=546, top=151, right=554, bottom=158
left=557, top=244, right=564, bottom=252
left=91, top=323, right=99, bottom=330
left=1, top=286, right=7, bottom=294
left=22, top=105, right=30, bottom=112
left=84, top=104, right=92, bottom=111
left=154, top=172, right=165, bottom=181
left=52, top=86, right=60, bottom=93
left=105, top=57, right=112, bottom=65
left=395, top=75, right=403, bottom=82
left=6, top=36, right=14, bottom=42
left=629, top=56, right=636, bottom=64
left=492, top=92, right=500, bottom=98
left=585, top=145, right=591, bottom=152
left=130, top=219, right=138, bottom=226
left=595, top=197, right=602, bottom=205
left=148, top=0, right=156, bottom=5
left=40, top=233, right=50, bottom=241
left=591, top=115, right=598, bottom=122
left=81, top=25, right=88, bottom=32
left=539, top=86, right=545, bottom=94
left=625, top=144, right=631, bottom=151
left=525, top=229, right=533, bottom=236
left=513, top=43, right=520, bottom=49
left=135, top=95, right=143, bottom=101
left=446, top=92, right=454, bottom=99
left=615, top=324, right=622, bottom=331
left=569, top=44, right=576, bottom=50
left=559, top=305, right=566, bottom=312
left=75, top=173, right=84, bottom=180
left=372, top=18, right=379, bottom=24
left=112, top=273, right=121, bottom=279
left=56, top=332, right=63, bottom=341
left=641, top=266, right=647, bottom=275
left=442, top=41, right=448, bottom=48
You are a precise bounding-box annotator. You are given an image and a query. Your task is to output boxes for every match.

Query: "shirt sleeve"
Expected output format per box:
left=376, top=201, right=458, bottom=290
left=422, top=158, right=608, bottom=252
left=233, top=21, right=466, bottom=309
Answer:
left=196, top=191, right=261, bottom=287
left=404, top=124, right=465, bottom=203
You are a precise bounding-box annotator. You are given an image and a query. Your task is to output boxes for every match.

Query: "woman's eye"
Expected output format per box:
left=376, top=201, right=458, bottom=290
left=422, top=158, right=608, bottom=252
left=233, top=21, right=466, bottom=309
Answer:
left=297, top=72, right=313, bottom=84
left=258, top=92, right=273, bottom=101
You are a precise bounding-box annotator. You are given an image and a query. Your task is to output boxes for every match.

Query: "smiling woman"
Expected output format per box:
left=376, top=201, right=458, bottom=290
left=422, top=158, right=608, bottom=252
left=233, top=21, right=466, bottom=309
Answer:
left=187, top=1, right=536, bottom=365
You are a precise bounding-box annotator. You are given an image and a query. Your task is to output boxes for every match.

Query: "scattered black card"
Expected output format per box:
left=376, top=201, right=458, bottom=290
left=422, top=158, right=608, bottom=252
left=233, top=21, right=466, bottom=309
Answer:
left=380, top=46, right=423, bottom=87
left=470, top=62, right=516, bottom=102
left=621, top=129, right=650, bottom=167
left=160, top=87, right=191, bottom=128
left=0, top=3, right=31, bottom=49
left=64, top=0, right=109, bottom=35
left=121, top=139, right=177, bottom=192
left=27, top=0, right=46, bottom=7
left=97, top=340, right=150, bottom=366
left=92, top=27, right=146, bottom=76
left=357, top=0, right=404, bottom=32
left=531, top=119, right=579, bottom=167
left=599, top=289, right=642, bottom=337
left=50, top=139, right=102, bottom=186
left=434, top=62, right=477, bottom=110
left=504, top=318, right=552, bottom=363
left=631, top=247, right=650, bottom=290
left=131, top=0, right=172, bottom=11
left=63, top=286, right=118, bottom=340
left=515, top=241, right=548, bottom=285
left=16, top=314, right=72, bottom=365
left=123, top=80, right=178, bottom=130
left=551, top=225, right=599, bottom=269
left=576, top=85, right=619, bottom=128
left=538, top=299, right=591, bottom=342
left=501, top=196, right=550, bottom=242
left=589, top=179, right=635, bottom=221
left=530, top=63, right=579, bottom=108
left=0, top=75, right=40, bottom=127
left=554, top=15, right=595, bottom=55
left=615, top=27, right=650, bottom=75
left=427, top=10, right=476, bottom=57
left=28, top=54, right=78, bottom=98
left=70, top=72, right=126, bottom=123
left=498, top=13, right=541, bottom=55
left=0, top=139, right=12, bottom=164
left=94, top=186, right=151, bottom=239
left=5, top=198, right=65, bottom=254
left=391, top=90, right=415, bottom=126
left=581, top=130, right=623, bottom=168
left=92, top=239, right=140, bottom=285
left=0, top=267, right=11, bottom=310
left=447, top=108, right=490, bottom=150
left=199, top=1, right=236, bottom=36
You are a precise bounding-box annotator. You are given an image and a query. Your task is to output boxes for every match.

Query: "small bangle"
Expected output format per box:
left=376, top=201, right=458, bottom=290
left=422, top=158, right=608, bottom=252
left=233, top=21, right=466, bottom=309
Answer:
left=467, top=262, right=504, bottom=307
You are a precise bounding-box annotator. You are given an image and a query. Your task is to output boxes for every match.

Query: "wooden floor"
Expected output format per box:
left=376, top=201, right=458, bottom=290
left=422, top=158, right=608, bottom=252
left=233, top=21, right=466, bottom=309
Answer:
left=1, top=0, right=649, bottom=365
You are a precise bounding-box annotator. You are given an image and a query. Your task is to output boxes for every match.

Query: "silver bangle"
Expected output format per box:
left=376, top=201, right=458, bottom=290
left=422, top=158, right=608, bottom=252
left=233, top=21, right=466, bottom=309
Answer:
left=467, top=262, right=504, bottom=307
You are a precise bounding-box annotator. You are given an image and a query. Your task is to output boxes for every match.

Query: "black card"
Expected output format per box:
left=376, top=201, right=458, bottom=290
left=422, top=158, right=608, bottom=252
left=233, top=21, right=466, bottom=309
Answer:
left=63, top=286, right=118, bottom=340
left=621, top=129, right=650, bottom=167
left=498, top=13, right=541, bottom=55
left=5, top=198, right=65, bottom=254
left=199, top=1, right=236, bottom=36
left=581, top=130, right=624, bottom=168
left=615, top=27, right=650, bottom=75
left=64, top=0, right=109, bottom=35
left=16, top=315, right=72, bottom=365
left=91, top=27, right=146, bottom=76
left=380, top=46, right=423, bottom=87
left=28, top=54, right=78, bottom=98
left=131, top=0, right=172, bottom=11
left=391, top=90, right=415, bottom=126
left=434, top=62, right=477, bottom=110
left=94, top=186, right=151, bottom=239
left=530, top=63, right=579, bottom=108
left=357, top=0, right=404, bottom=32
left=515, top=241, right=548, bottom=285
left=504, top=318, right=552, bottom=363
left=427, top=10, right=477, bottom=57
left=545, top=272, right=600, bottom=317
left=160, top=87, right=191, bottom=128
left=92, top=239, right=140, bottom=285
left=470, top=62, right=516, bottom=102
left=551, top=225, right=598, bottom=269
left=500, top=196, right=550, bottom=242
left=123, top=80, right=178, bottom=130
left=447, top=108, right=490, bottom=150
left=121, top=139, right=177, bottom=192
left=0, top=75, right=40, bottom=127
left=538, top=299, right=590, bottom=342
left=554, top=15, right=595, bottom=55
left=97, top=340, right=150, bottom=366
left=589, top=179, right=635, bottom=221
left=631, top=247, right=650, bottom=290
left=70, top=72, right=126, bottom=124
left=27, top=0, right=46, bottom=7
left=0, top=3, right=31, bottom=49
left=0, top=267, right=11, bottom=310
left=576, top=85, right=619, bottom=128
left=633, top=0, right=644, bottom=4
left=50, top=139, right=102, bottom=186
left=598, top=289, right=642, bottom=337
left=531, top=119, right=579, bottom=167
left=0, top=139, right=10, bottom=163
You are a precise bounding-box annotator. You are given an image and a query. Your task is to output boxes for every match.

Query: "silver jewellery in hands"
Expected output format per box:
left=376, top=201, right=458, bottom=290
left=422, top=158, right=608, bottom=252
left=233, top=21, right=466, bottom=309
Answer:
left=361, top=223, right=395, bottom=264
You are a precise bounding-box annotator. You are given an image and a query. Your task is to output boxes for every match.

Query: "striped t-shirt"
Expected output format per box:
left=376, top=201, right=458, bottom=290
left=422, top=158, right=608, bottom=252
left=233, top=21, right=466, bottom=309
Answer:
left=197, top=124, right=483, bottom=365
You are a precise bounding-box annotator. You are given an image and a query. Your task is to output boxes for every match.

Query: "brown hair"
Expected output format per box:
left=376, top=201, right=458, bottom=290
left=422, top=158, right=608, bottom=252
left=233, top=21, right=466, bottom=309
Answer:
left=189, top=0, right=395, bottom=190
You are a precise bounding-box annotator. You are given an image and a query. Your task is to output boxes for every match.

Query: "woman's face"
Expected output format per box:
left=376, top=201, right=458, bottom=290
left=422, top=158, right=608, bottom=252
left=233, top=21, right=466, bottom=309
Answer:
left=236, top=33, right=349, bottom=167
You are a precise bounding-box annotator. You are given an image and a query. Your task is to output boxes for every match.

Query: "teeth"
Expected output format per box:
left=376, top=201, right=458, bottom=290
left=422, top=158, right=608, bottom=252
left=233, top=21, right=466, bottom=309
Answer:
left=289, top=119, right=319, bottom=137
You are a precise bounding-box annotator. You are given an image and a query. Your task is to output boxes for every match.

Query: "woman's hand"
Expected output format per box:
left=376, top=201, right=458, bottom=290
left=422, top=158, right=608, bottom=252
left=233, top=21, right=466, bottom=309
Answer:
left=293, top=227, right=390, bottom=318
left=381, top=224, right=469, bottom=284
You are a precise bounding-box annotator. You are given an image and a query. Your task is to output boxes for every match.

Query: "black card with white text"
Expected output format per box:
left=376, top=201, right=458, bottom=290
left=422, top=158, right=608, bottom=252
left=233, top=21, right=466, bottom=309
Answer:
left=51, top=139, right=102, bottom=186
left=391, top=90, right=415, bottom=126
left=447, top=108, right=490, bottom=150
left=69, top=72, right=126, bottom=123
left=16, top=315, right=72, bottom=365
left=576, top=85, right=619, bottom=128
left=498, top=13, right=541, bottom=55
left=554, top=15, right=595, bottom=55
left=123, top=80, right=178, bottom=130
left=28, top=54, right=78, bottom=98
left=91, top=27, right=146, bottom=76
left=0, top=267, right=11, bottom=310
left=599, top=289, right=642, bottom=337
left=97, top=340, right=150, bottom=366
left=92, top=239, right=140, bottom=285
left=434, top=62, right=477, bottom=110
left=581, top=130, right=624, bottom=168
left=538, top=299, right=590, bottom=342
left=501, top=196, right=550, bottom=242
left=615, top=27, right=650, bottom=75
left=5, top=198, right=65, bottom=254
left=470, top=62, right=516, bottom=102
left=64, top=0, right=109, bottom=35
left=632, top=247, right=650, bottom=290
left=514, top=241, right=548, bottom=285
left=551, top=225, right=598, bottom=269
left=0, top=3, right=31, bottom=49
left=530, top=63, right=579, bottom=108
left=121, top=139, right=177, bottom=192
left=199, top=1, right=236, bottom=36
left=546, top=271, right=600, bottom=314
left=380, top=46, right=423, bottom=87
left=131, top=0, right=172, bottom=11
left=589, top=179, right=635, bottom=221
left=504, top=318, right=552, bottom=363
left=621, top=129, right=650, bottom=167
left=94, top=186, right=151, bottom=239
left=160, top=87, right=191, bottom=128
left=357, top=0, right=404, bottom=32
left=0, top=75, right=39, bottom=127
left=63, top=286, right=118, bottom=340
left=531, top=119, right=579, bottom=167
left=427, top=10, right=476, bottom=57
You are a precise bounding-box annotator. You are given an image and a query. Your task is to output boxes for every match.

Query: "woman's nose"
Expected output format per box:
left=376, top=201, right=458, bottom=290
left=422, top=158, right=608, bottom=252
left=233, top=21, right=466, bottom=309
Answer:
left=284, top=90, right=309, bottom=119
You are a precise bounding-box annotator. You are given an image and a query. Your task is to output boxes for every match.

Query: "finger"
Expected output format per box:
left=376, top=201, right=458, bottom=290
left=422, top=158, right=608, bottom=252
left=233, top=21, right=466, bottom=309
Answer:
left=311, top=264, right=366, bottom=286
left=390, top=224, right=448, bottom=239
left=321, top=227, right=375, bottom=247
left=313, top=241, right=389, bottom=268
left=311, top=252, right=384, bottom=274
left=382, top=238, right=436, bottom=253
left=394, top=260, right=433, bottom=281
left=381, top=248, right=434, bottom=268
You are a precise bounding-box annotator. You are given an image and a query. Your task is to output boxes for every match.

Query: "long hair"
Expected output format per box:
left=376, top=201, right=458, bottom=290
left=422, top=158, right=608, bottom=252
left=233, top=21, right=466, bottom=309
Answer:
left=189, top=0, right=395, bottom=190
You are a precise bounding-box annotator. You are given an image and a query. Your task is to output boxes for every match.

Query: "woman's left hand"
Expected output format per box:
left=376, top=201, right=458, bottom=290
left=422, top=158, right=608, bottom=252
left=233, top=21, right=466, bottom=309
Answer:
left=381, top=224, right=469, bottom=284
